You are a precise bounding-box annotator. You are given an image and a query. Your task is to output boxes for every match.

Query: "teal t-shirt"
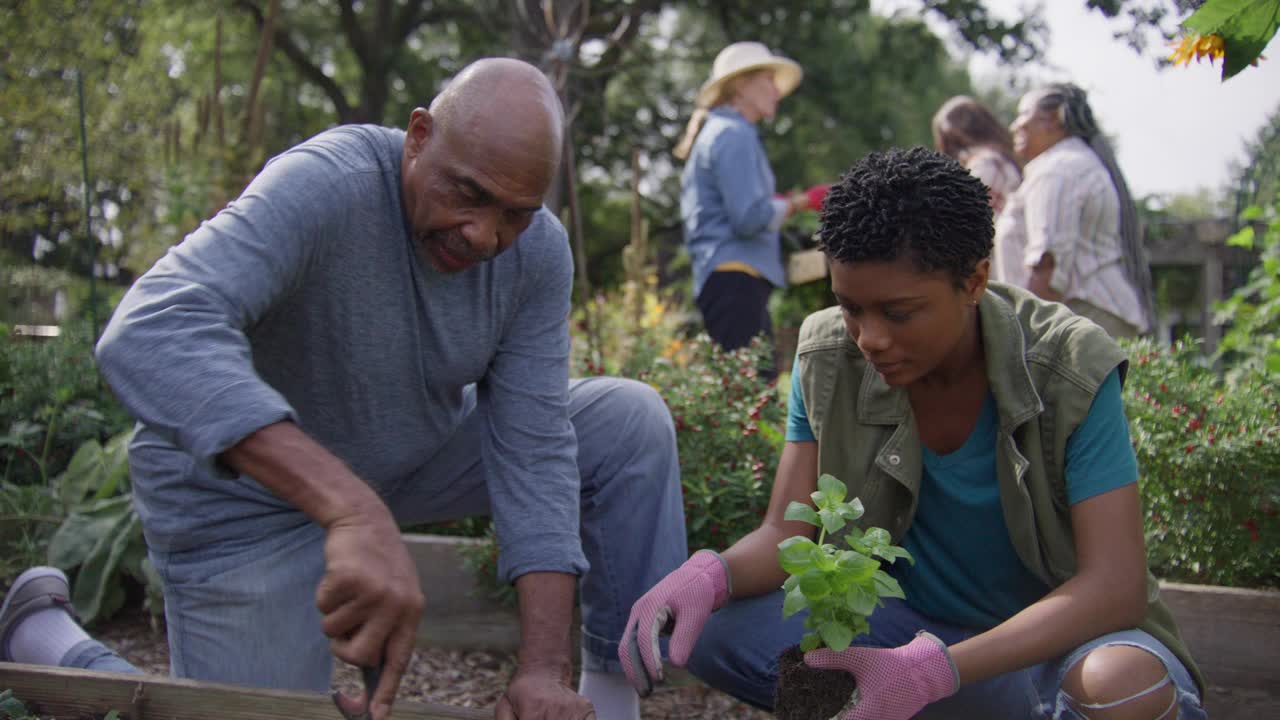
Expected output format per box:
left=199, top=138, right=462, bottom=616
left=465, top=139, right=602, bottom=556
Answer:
left=786, top=365, right=1137, bottom=629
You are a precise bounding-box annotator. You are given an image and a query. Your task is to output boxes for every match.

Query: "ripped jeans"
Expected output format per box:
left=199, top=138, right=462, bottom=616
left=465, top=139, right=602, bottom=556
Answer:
left=686, top=594, right=1206, bottom=719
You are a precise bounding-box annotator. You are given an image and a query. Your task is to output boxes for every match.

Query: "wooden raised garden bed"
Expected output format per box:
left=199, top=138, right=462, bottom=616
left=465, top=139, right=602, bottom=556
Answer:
left=0, top=664, right=488, bottom=720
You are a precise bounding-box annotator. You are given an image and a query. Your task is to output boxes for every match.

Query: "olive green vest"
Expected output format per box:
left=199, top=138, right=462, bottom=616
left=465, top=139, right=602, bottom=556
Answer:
left=794, top=282, right=1203, bottom=693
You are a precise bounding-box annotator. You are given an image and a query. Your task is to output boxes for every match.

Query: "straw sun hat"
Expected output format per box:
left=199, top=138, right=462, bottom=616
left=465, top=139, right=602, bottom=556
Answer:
left=696, top=42, right=803, bottom=108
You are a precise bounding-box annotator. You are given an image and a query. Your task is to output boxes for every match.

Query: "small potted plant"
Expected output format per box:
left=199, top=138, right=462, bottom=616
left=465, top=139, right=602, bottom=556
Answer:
left=772, top=473, right=912, bottom=720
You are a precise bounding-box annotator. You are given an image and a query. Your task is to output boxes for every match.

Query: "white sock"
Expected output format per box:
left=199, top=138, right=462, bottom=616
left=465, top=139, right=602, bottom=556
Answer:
left=8, top=607, right=93, bottom=665
left=578, top=669, right=640, bottom=720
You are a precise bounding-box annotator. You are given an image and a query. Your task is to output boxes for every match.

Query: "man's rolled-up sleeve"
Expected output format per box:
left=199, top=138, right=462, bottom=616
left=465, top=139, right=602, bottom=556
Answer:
left=95, top=151, right=342, bottom=475
left=481, top=212, right=587, bottom=582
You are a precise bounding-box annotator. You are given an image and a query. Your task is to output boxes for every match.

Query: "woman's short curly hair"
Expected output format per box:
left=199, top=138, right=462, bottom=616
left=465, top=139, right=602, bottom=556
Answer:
left=818, top=147, right=994, bottom=286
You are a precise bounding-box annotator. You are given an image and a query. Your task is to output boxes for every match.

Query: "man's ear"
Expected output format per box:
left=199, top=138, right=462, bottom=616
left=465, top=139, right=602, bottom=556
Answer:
left=405, top=107, right=434, bottom=157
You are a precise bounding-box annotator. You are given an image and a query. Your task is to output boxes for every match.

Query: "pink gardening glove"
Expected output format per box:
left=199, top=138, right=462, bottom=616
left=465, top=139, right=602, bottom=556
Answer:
left=618, top=550, right=730, bottom=696
left=804, top=631, right=960, bottom=720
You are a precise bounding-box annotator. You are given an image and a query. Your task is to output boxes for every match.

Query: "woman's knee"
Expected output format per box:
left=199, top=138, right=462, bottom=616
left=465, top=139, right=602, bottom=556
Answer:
left=1060, top=644, right=1178, bottom=720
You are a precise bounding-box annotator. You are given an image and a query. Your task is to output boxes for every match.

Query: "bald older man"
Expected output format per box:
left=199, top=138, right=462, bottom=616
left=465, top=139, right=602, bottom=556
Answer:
left=5, top=58, right=684, bottom=720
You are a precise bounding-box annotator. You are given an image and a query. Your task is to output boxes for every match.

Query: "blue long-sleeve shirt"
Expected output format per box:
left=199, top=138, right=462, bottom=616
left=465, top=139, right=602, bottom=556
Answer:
left=680, top=107, right=788, bottom=296
left=95, top=125, right=586, bottom=583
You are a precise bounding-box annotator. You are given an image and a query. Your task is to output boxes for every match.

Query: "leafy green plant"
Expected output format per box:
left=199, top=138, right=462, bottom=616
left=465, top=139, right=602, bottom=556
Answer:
left=777, top=474, right=912, bottom=652
left=1214, top=192, right=1280, bottom=380
left=1122, top=338, right=1279, bottom=588
left=0, top=321, right=133, bottom=490
left=0, top=689, right=33, bottom=720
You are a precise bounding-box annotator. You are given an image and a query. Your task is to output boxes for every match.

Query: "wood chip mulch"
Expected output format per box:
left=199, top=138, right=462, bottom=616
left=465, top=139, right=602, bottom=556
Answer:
left=93, top=609, right=770, bottom=719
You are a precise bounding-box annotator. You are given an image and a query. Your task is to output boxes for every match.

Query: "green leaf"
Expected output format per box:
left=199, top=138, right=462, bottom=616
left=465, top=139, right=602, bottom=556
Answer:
left=836, top=496, right=865, bottom=522
left=800, top=631, right=822, bottom=652
left=55, top=438, right=105, bottom=509
left=818, top=507, right=847, bottom=534
left=873, top=545, right=915, bottom=565
left=835, top=550, right=880, bottom=582
left=818, top=620, right=854, bottom=652
left=778, top=536, right=819, bottom=575
left=816, top=473, right=847, bottom=504
left=798, top=569, right=832, bottom=599
left=861, top=527, right=892, bottom=549
left=1227, top=226, right=1256, bottom=249
left=784, top=501, right=821, bottom=527
left=47, top=495, right=134, bottom=569
left=845, top=582, right=880, bottom=616
left=873, top=570, right=906, bottom=600
left=782, top=584, right=809, bottom=618
left=1183, top=0, right=1280, bottom=79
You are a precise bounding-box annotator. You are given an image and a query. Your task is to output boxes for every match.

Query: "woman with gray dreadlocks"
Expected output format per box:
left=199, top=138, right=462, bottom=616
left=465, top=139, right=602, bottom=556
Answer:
left=995, top=83, right=1156, bottom=338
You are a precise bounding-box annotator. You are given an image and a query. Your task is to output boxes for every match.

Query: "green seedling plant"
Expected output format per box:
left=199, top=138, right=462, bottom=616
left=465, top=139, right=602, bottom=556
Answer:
left=778, top=474, right=913, bottom=652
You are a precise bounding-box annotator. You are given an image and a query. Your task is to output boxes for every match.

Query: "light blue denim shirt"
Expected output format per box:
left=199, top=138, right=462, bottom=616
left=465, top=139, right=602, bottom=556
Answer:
left=680, top=107, right=787, bottom=296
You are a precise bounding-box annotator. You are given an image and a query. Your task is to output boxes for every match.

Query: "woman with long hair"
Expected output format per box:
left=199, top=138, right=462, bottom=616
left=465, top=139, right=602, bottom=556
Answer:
left=932, top=95, right=1022, bottom=213
left=997, top=83, right=1155, bottom=337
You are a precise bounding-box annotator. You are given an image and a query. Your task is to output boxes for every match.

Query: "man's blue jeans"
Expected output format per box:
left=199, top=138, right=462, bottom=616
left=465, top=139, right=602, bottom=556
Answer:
left=64, top=377, right=687, bottom=689
left=687, top=593, right=1206, bottom=719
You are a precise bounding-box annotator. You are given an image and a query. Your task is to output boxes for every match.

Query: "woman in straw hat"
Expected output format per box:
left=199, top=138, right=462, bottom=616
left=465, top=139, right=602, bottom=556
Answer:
left=932, top=95, right=1022, bottom=214
left=674, top=42, right=825, bottom=375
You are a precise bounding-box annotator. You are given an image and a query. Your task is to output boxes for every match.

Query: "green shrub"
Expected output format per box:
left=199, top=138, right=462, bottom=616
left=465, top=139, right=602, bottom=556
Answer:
left=1, top=321, right=134, bottom=591
left=573, top=285, right=783, bottom=553
left=1214, top=191, right=1280, bottom=380
left=1122, top=338, right=1279, bottom=588
left=0, top=321, right=133, bottom=489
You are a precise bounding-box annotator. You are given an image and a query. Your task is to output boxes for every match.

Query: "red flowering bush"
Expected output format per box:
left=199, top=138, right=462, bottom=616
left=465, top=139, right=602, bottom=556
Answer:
left=1122, top=338, right=1280, bottom=588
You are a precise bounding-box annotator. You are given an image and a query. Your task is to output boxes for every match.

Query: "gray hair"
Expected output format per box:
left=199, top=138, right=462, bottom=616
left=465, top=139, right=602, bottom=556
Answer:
left=1034, top=84, right=1155, bottom=330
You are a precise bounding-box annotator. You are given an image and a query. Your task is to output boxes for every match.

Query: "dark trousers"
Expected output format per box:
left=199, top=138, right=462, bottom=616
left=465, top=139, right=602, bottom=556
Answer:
left=696, top=270, right=776, bottom=380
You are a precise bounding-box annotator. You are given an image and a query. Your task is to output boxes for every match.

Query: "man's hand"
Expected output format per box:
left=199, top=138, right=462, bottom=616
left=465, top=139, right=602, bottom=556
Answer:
left=498, top=571, right=585, bottom=719
left=495, top=665, right=595, bottom=720
left=221, top=422, right=425, bottom=720
left=317, top=509, right=425, bottom=720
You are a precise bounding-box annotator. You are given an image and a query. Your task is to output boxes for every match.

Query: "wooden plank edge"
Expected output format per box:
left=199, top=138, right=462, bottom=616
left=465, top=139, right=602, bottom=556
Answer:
left=0, top=663, right=489, bottom=720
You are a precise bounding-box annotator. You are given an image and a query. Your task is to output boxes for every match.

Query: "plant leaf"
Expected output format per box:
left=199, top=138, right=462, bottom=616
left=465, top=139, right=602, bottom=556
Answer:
left=816, top=473, right=847, bottom=504
left=845, top=582, right=880, bottom=616
left=1184, top=0, right=1280, bottom=79
left=800, top=631, right=822, bottom=652
left=818, top=507, right=846, bottom=534
left=798, top=569, right=832, bottom=600
left=872, top=545, right=915, bottom=565
left=818, top=620, right=854, bottom=653
left=1227, top=226, right=1256, bottom=249
left=872, top=569, right=906, bottom=600
left=835, top=550, right=880, bottom=582
left=778, top=536, right=819, bottom=575
left=782, top=584, right=808, bottom=618
left=784, top=501, right=821, bottom=527
left=836, top=496, right=865, bottom=522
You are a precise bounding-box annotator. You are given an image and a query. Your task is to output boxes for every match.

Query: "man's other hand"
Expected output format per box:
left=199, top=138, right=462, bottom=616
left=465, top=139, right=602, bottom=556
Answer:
left=496, top=665, right=596, bottom=720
